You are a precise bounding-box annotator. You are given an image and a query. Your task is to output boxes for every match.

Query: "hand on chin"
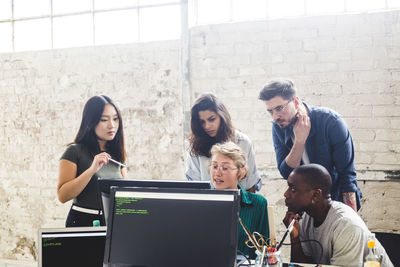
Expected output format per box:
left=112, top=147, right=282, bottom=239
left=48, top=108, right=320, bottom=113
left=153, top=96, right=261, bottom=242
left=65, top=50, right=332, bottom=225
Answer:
left=286, top=205, right=300, bottom=213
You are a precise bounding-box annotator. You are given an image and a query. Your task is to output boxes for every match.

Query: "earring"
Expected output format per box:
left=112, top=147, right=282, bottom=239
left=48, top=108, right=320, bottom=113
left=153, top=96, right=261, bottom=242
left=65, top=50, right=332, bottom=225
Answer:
left=311, top=199, right=315, bottom=204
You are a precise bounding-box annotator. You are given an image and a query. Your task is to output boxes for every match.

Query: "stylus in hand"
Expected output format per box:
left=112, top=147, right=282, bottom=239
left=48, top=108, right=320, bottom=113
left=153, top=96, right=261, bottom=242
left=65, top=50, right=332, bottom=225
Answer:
left=109, top=158, right=126, bottom=167
left=276, top=217, right=296, bottom=251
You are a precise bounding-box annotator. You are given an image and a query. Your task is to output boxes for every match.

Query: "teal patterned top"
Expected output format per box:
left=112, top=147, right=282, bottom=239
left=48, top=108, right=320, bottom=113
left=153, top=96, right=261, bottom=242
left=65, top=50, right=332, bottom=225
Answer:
left=237, top=185, right=269, bottom=259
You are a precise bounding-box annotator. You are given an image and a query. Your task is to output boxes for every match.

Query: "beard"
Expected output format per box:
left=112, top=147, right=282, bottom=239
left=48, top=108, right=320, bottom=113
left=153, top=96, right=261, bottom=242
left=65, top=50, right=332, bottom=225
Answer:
left=276, top=114, right=298, bottom=129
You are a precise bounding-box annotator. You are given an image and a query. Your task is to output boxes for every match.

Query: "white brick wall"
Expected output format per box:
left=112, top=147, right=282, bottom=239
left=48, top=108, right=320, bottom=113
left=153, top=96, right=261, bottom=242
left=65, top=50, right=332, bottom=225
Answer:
left=0, top=9, right=399, bottom=265
left=190, top=10, right=400, bottom=175
left=0, top=42, right=183, bottom=263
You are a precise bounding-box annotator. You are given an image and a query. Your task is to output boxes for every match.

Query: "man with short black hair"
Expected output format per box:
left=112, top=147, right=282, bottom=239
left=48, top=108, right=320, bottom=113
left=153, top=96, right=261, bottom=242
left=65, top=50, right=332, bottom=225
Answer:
left=283, top=164, right=393, bottom=267
left=259, top=79, right=362, bottom=210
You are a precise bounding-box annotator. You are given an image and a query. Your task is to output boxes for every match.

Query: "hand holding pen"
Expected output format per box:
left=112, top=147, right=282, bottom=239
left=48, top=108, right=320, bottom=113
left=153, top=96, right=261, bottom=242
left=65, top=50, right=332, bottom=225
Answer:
left=90, top=152, right=126, bottom=173
left=109, top=158, right=126, bottom=167
left=278, top=211, right=303, bottom=250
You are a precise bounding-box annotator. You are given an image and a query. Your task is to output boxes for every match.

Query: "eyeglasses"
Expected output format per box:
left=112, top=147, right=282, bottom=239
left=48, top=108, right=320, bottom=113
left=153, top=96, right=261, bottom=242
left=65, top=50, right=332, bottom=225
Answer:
left=210, top=164, right=238, bottom=173
left=266, top=99, right=292, bottom=116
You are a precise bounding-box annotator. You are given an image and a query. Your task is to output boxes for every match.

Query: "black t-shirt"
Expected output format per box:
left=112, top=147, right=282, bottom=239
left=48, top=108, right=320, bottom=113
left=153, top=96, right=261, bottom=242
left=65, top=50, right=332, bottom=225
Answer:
left=61, top=144, right=123, bottom=209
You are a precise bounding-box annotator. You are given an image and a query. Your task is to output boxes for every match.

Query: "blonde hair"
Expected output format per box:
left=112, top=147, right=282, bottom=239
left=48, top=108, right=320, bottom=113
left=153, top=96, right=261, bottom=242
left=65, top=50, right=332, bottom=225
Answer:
left=210, top=141, right=248, bottom=181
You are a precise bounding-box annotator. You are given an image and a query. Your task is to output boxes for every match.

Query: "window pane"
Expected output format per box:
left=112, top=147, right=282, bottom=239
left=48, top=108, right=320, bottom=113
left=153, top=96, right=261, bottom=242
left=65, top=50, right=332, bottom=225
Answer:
left=268, top=0, right=305, bottom=18
left=232, top=0, right=267, bottom=21
left=53, top=14, right=93, bottom=48
left=388, top=0, right=400, bottom=8
left=346, top=0, right=386, bottom=12
left=306, top=0, right=345, bottom=15
left=188, top=0, right=197, bottom=27
left=95, top=0, right=137, bottom=10
left=53, top=0, right=92, bottom=15
left=0, top=22, right=12, bottom=52
left=14, top=18, right=51, bottom=51
left=197, top=0, right=230, bottom=24
left=0, top=1, right=12, bottom=20
left=95, top=10, right=138, bottom=45
left=14, top=0, right=50, bottom=18
left=138, top=0, right=180, bottom=6
left=139, top=5, right=180, bottom=42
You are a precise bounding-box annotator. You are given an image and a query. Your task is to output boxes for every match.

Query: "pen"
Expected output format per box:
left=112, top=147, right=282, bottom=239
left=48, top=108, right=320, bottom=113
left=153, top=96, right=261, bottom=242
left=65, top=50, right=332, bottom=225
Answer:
left=109, top=158, right=126, bottom=167
left=276, top=217, right=296, bottom=251
left=261, top=245, right=266, bottom=265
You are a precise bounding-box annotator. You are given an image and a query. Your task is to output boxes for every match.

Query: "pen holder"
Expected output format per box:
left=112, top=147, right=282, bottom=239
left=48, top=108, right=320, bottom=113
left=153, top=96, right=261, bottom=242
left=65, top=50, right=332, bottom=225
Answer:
left=255, top=249, right=282, bottom=267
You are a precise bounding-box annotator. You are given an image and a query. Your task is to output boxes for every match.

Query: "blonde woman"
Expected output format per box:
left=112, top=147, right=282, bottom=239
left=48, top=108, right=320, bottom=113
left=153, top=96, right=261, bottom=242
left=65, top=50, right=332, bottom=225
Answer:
left=210, top=141, right=269, bottom=259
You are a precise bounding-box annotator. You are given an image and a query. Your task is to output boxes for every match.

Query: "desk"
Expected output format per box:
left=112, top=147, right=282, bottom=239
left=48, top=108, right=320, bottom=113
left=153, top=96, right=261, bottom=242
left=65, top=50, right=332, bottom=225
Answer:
left=284, top=264, right=339, bottom=267
left=237, top=260, right=339, bottom=267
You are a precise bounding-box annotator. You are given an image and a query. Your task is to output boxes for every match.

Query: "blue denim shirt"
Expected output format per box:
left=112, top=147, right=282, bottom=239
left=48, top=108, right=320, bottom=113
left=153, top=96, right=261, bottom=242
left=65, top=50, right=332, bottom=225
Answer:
left=272, top=103, right=362, bottom=209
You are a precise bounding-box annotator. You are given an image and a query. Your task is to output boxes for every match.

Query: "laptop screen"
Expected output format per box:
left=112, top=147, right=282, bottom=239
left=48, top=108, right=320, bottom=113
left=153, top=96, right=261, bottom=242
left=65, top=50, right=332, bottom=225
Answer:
left=38, top=227, right=106, bottom=267
left=103, top=187, right=240, bottom=267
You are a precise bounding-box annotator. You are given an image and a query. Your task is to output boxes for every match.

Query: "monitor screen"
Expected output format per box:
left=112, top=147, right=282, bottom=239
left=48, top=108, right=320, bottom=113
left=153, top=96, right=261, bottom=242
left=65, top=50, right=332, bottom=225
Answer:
left=98, top=178, right=211, bottom=224
left=39, top=227, right=106, bottom=267
left=103, top=187, right=240, bottom=267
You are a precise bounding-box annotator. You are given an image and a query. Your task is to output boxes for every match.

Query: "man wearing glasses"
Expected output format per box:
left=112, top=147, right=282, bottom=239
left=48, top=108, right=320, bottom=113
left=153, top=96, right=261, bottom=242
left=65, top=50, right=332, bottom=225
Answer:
left=258, top=79, right=361, bottom=211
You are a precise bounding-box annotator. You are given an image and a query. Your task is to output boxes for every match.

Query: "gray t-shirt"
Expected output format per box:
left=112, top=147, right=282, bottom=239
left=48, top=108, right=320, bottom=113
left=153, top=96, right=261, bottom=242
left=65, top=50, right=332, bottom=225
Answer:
left=299, top=201, right=393, bottom=267
left=61, top=144, right=123, bottom=209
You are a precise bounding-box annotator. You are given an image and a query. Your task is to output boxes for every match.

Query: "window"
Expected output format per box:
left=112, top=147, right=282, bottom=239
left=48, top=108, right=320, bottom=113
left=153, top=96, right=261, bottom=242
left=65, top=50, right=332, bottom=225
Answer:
left=232, top=0, right=267, bottom=21
left=14, top=0, right=50, bottom=18
left=0, top=0, right=398, bottom=53
left=53, top=14, right=93, bottom=49
left=306, top=0, right=345, bottom=15
left=346, top=0, right=386, bottom=12
left=388, top=0, right=400, bottom=8
left=14, top=18, right=51, bottom=51
left=139, top=5, right=181, bottom=42
left=95, top=10, right=139, bottom=45
left=0, top=23, right=12, bottom=52
left=0, top=1, right=12, bottom=20
left=196, top=0, right=230, bottom=25
left=268, top=0, right=305, bottom=18
left=95, top=0, right=137, bottom=10
left=0, top=0, right=180, bottom=53
left=53, top=0, right=92, bottom=15
left=191, top=0, right=395, bottom=25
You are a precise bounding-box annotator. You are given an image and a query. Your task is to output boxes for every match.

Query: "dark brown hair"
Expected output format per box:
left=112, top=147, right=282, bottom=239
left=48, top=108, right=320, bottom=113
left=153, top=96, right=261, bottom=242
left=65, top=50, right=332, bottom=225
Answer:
left=259, top=79, right=297, bottom=101
left=188, top=93, right=234, bottom=157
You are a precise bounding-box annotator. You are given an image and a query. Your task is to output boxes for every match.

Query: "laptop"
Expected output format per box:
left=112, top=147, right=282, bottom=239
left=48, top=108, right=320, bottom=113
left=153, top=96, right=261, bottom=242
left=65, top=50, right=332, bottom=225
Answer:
left=38, top=227, right=106, bottom=267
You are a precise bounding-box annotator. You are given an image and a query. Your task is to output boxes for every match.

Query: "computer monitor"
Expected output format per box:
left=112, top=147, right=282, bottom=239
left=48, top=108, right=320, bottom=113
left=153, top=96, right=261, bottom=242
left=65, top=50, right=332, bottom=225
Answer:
left=103, top=186, right=240, bottom=267
left=38, top=227, right=106, bottom=267
left=98, top=178, right=211, bottom=224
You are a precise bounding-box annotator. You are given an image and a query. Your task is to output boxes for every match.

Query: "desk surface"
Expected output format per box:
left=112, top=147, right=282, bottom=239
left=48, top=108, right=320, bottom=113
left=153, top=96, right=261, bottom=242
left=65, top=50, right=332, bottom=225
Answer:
left=239, top=260, right=339, bottom=267
left=287, top=264, right=339, bottom=267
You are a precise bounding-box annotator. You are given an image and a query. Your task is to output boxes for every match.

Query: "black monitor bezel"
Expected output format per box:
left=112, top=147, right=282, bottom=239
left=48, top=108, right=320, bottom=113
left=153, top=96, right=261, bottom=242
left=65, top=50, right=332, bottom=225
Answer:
left=103, top=186, right=240, bottom=267
left=39, top=227, right=107, bottom=267
left=97, top=178, right=212, bottom=225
